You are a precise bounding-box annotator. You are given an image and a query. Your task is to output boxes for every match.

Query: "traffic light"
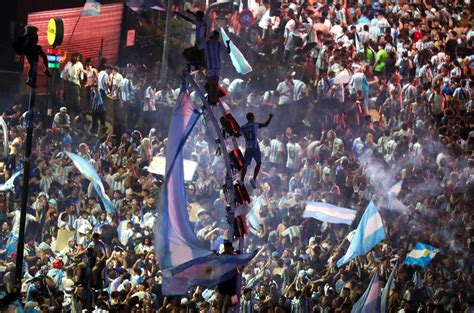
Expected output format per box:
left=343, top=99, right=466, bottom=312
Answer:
left=46, top=48, right=60, bottom=69
left=270, top=0, right=281, bottom=17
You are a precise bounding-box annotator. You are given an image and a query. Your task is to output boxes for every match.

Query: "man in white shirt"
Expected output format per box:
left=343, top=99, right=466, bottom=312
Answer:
left=269, top=133, right=285, bottom=170
left=109, top=66, right=123, bottom=99
left=276, top=76, right=294, bottom=106
left=286, top=135, right=302, bottom=172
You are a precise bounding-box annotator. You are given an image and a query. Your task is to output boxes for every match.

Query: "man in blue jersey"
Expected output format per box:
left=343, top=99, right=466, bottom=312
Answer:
left=240, top=112, right=273, bottom=188
left=204, top=31, right=230, bottom=105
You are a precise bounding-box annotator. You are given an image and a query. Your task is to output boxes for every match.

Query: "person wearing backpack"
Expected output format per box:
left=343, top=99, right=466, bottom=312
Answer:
left=13, top=25, right=51, bottom=88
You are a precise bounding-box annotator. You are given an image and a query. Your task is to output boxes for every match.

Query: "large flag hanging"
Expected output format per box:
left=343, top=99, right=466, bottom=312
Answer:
left=155, top=88, right=256, bottom=294
left=220, top=28, right=253, bottom=75
left=337, top=201, right=385, bottom=267
left=65, top=152, right=115, bottom=214
left=154, top=90, right=210, bottom=269
left=351, top=271, right=381, bottom=313
left=381, top=260, right=398, bottom=313
left=404, top=243, right=439, bottom=268
left=304, top=202, right=357, bottom=225
left=162, top=251, right=257, bottom=295
left=126, top=0, right=165, bottom=12
left=81, top=0, right=101, bottom=16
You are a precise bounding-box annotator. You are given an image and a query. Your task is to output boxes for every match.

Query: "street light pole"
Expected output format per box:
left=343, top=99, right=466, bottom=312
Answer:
left=159, top=0, right=173, bottom=89
left=15, top=67, right=37, bottom=291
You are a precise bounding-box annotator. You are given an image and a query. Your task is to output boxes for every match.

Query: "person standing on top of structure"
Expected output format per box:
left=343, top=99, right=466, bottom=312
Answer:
left=176, top=10, right=208, bottom=68
left=203, top=31, right=230, bottom=105
left=240, top=112, right=273, bottom=188
left=13, top=25, right=51, bottom=88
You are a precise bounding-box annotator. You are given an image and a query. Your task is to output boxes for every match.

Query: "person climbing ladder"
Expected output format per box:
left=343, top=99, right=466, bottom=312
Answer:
left=240, top=112, right=273, bottom=188
left=203, top=31, right=230, bottom=105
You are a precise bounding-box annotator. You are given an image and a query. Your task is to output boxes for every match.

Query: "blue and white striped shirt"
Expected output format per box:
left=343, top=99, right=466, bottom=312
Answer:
left=91, top=89, right=105, bottom=112
left=205, top=39, right=228, bottom=70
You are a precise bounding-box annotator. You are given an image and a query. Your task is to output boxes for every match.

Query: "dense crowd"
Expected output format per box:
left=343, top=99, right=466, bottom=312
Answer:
left=1, top=0, right=474, bottom=312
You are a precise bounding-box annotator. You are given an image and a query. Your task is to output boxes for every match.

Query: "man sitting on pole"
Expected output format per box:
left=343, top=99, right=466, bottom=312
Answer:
left=240, top=112, right=273, bottom=188
left=203, top=31, right=230, bottom=105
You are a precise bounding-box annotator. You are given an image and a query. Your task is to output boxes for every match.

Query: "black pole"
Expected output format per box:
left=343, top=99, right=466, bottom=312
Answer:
left=15, top=68, right=37, bottom=291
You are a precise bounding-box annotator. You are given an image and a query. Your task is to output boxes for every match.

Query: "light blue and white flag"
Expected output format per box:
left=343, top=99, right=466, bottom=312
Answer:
left=245, top=267, right=266, bottom=289
left=388, top=181, right=402, bottom=198
left=81, top=0, right=101, bottom=16
left=304, top=202, right=357, bottom=225
left=0, top=116, right=9, bottom=158
left=355, top=32, right=361, bottom=53
left=220, top=28, right=253, bottom=75
left=155, top=88, right=256, bottom=294
left=126, top=0, right=165, bottom=12
left=154, top=89, right=210, bottom=269
left=351, top=271, right=381, bottom=313
left=5, top=233, right=18, bottom=258
left=162, top=251, right=257, bottom=295
left=0, top=171, right=22, bottom=192
left=404, top=243, right=438, bottom=268
left=381, top=260, right=398, bottom=313
left=362, top=74, right=370, bottom=107
left=387, top=181, right=408, bottom=212
left=65, top=152, right=115, bottom=214
left=337, top=201, right=385, bottom=267
left=246, top=195, right=264, bottom=235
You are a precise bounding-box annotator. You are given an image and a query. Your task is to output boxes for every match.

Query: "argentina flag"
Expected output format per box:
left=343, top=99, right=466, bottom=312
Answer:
left=246, top=195, right=264, bottom=235
left=351, top=271, right=381, bottom=313
left=126, top=0, right=165, bottom=12
left=81, top=0, right=101, bottom=16
left=155, top=88, right=256, bottom=295
left=337, top=201, right=385, bottom=267
left=220, top=28, right=253, bottom=75
left=65, top=152, right=115, bottom=214
left=381, top=260, right=398, bottom=313
left=0, top=171, right=22, bottom=192
left=154, top=89, right=209, bottom=269
left=304, top=201, right=357, bottom=225
left=162, top=251, right=257, bottom=295
left=404, top=243, right=439, bottom=268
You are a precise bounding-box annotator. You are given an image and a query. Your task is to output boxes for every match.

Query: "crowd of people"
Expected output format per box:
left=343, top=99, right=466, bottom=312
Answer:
left=0, top=0, right=473, bottom=312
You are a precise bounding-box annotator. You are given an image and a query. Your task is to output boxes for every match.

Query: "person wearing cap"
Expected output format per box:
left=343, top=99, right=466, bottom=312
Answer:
left=52, top=106, right=71, bottom=129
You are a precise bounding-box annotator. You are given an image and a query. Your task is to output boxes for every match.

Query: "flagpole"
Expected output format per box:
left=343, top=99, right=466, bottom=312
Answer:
left=15, top=66, right=37, bottom=292
left=159, top=0, right=173, bottom=89
left=69, top=16, right=82, bottom=44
